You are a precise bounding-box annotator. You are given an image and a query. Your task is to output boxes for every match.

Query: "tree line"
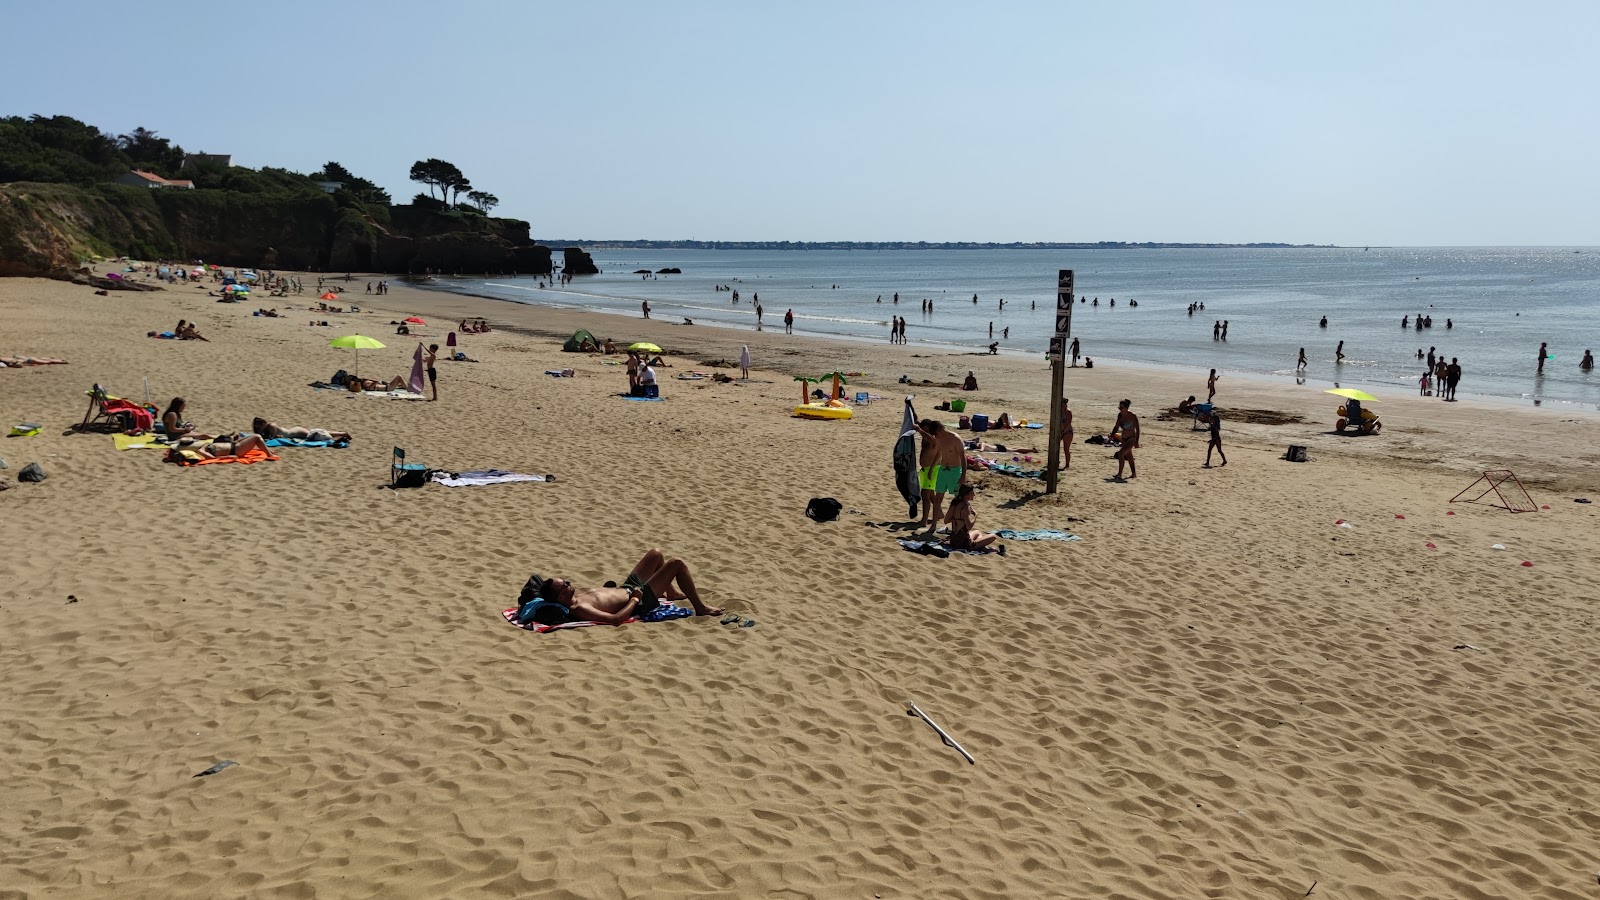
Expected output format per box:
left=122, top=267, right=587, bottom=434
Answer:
left=0, top=115, right=504, bottom=216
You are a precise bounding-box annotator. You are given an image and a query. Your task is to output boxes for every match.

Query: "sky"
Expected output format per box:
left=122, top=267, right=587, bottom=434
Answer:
left=3, top=0, right=1597, bottom=245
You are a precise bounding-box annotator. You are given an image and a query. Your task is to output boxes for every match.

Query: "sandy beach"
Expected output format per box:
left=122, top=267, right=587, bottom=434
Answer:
left=3, top=272, right=1599, bottom=899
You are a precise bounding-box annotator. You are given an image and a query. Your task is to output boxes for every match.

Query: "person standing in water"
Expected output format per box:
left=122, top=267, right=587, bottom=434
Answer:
left=1336, top=340, right=1345, bottom=364
left=1538, top=342, right=1548, bottom=374
left=1212, top=320, right=1221, bottom=340
left=1582, top=349, right=1595, bottom=372
left=1296, top=348, right=1307, bottom=371
left=784, top=308, right=794, bottom=334
left=1221, top=320, right=1229, bottom=340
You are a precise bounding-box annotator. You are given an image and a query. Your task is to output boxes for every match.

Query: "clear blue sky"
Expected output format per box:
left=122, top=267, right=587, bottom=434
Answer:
left=4, top=1, right=1596, bottom=245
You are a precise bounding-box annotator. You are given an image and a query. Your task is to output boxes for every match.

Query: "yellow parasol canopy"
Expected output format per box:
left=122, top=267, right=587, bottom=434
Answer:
left=1325, top=388, right=1379, bottom=402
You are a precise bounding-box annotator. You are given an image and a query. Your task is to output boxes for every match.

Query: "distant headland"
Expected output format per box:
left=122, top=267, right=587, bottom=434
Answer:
left=545, top=240, right=1336, bottom=251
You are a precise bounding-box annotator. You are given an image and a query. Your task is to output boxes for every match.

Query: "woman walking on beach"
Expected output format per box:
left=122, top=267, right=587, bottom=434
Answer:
left=1112, top=400, right=1139, bottom=481
left=1206, top=369, right=1219, bottom=402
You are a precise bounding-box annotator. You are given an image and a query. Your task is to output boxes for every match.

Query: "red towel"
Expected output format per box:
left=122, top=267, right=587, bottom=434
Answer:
left=102, top=399, right=154, bottom=432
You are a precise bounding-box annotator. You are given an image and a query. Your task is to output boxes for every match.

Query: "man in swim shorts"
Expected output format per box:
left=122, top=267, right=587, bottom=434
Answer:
left=915, top=419, right=966, bottom=529
left=517, top=548, right=723, bottom=626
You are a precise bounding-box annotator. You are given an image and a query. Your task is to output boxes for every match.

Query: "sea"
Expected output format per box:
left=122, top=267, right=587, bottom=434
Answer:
left=424, top=247, right=1600, bottom=410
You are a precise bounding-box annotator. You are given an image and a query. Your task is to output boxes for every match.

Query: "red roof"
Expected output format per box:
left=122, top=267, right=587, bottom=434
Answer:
left=128, top=169, right=194, bottom=188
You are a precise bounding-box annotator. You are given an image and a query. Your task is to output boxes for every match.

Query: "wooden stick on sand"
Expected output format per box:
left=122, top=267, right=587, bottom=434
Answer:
left=905, top=700, right=976, bottom=765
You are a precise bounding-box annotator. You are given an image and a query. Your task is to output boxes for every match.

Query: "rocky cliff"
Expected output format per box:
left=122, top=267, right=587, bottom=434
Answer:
left=0, top=182, right=559, bottom=278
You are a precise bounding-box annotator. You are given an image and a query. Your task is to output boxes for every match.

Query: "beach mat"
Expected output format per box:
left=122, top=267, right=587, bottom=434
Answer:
left=501, top=603, right=692, bottom=633
left=617, top=394, right=665, bottom=402
left=431, top=471, right=547, bottom=487
left=994, top=529, right=1081, bottom=542
left=165, top=447, right=280, bottom=466
left=264, top=437, right=349, bottom=449
left=113, top=433, right=171, bottom=451
left=897, top=538, right=1000, bottom=557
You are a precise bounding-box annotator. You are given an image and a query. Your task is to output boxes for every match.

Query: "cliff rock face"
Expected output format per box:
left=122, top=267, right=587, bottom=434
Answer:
left=0, top=182, right=562, bottom=279
left=562, top=247, right=599, bottom=275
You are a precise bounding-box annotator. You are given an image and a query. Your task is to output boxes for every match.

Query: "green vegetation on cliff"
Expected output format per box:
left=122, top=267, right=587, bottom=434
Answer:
left=0, top=114, right=555, bottom=278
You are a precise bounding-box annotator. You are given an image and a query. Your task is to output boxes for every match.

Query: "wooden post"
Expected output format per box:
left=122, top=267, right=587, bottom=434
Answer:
left=1045, top=269, right=1073, bottom=493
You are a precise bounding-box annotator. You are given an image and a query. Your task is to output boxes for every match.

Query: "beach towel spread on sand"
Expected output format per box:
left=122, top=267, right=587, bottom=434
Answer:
left=164, top=447, right=280, bottom=466
left=897, top=538, right=999, bottom=557
left=431, top=471, right=547, bottom=487
left=263, top=437, right=350, bottom=449
left=994, top=529, right=1081, bottom=542
left=500, top=603, right=693, bottom=633
left=616, top=393, right=665, bottom=402
left=113, top=432, right=171, bottom=451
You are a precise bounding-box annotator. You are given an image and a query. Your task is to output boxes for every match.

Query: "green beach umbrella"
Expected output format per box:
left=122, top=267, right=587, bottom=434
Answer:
left=328, top=334, right=385, bottom=377
left=1324, top=388, right=1379, bottom=402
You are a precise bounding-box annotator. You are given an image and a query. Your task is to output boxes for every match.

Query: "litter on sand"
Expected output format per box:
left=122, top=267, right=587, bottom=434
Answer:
left=193, top=760, right=238, bottom=778
left=905, top=700, right=975, bottom=765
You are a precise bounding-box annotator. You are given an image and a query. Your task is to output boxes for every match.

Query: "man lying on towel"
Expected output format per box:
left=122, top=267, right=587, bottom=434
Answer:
left=516, top=548, right=724, bottom=625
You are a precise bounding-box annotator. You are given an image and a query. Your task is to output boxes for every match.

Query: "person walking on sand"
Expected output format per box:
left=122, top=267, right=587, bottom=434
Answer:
left=1058, top=396, right=1074, bottom=469
left=641, top=300, right=650, bottom=319
left=1207, top=368, right=1219, bottom=402
left=784, top=308, right=794, bottom=334
left=425, top=343, right=439, bottom=401
left=1538, top=341, right=1548, bottom=374
left=1336, top=340, right=1345, bottom=364
left=1297, top=347, right=1307, bottom=371
left=915, top=419, right=966, bottom=531
left=1112, top=399, right=1140, bottom=481
left=1205, top=409, right=1226, bottom=468
left=739, top=344, right=750, bottom=381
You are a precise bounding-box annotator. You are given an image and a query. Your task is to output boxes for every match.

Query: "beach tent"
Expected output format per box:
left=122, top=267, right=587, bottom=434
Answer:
left=562, top=329, right=598, bottom=352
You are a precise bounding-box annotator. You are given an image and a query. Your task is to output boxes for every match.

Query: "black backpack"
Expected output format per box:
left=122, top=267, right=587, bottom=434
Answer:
left=805, top=497, right=842, bottom=522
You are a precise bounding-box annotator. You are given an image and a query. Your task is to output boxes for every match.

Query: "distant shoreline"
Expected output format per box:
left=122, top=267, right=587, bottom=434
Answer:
left=542, top=240, right=1342, bottom=251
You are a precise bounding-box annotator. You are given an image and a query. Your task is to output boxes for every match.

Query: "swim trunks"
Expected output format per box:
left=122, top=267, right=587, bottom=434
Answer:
left=918, top=464, right=961, bottom=495
left=427, top=367, right=438, bottom=383
left=622, top=573, right=661, bottom=613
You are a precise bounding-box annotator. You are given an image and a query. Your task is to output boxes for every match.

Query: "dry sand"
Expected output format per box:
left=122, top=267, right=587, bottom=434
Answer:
left=2, top=272, right=1599, bottom=899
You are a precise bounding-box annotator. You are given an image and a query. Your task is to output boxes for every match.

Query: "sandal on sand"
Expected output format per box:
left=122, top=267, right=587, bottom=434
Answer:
left=720, top=614, right=741, bottom=625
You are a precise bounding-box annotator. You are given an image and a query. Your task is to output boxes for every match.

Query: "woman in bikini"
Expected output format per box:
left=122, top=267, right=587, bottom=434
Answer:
left=1058, top=397, right=1073, bottom=469
left=161, top=397, right=213, bottom=441
left=252, top=419, right=351, bottom=443
left=944, top=484, right=999, bottom=552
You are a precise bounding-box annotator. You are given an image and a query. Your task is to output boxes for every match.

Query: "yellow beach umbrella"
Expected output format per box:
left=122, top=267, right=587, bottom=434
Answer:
left=328, top=334, right=386, bottom=377
left=1324, top=388, right=1379, bottom=402
left=628, top=342, right=663, bottom=354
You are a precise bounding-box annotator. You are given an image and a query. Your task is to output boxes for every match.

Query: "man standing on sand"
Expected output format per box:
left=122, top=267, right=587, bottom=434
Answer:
left=1112, top=399, right=1140, bottom=481
left=1070, top=337, right=1081, bottom=368
left=915, top=419, right=966, bottom=529
left=424, top=343, right=439, bottom=402
left=1058, top=397, right=1074, bottom=469
left=784, top=308, right=794, bottom=334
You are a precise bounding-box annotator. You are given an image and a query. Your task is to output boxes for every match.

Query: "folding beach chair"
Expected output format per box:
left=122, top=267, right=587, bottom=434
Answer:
left=391, top=447, right=429, bottom=488
left=1190, top=402, right=1214, bottom=431
left=75, top=384, right=134, bottom=433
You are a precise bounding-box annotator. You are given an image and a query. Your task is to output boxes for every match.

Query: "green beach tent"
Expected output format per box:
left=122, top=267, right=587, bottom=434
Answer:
left=562, top=329, right=598, bottom=352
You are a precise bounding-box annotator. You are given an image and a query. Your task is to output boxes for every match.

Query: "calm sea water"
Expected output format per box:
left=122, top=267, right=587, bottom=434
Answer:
left=428, top=247, right=1600, bottom=408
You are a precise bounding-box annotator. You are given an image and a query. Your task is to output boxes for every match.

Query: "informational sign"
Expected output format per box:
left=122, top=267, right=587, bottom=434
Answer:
left=1046, top=270, right=1073, bottom=494
left=1056, top=311, right=1072, bottom=334
left=1048, top=335, right=1065, bottom=360
left=1057, top=270, right=1074, bottom=293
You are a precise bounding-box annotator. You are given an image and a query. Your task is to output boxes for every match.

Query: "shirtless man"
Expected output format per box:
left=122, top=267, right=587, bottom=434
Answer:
left=915, top=419, right=966, bottom=529
left=517, top=548, right=723, bottom=626
left=1058, top=396, right=1074, bottom=469
left=1112, top=399, right=1140, bottom=481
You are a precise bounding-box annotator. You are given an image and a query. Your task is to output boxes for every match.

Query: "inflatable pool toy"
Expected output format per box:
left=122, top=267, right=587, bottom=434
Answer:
left=795, top=402, right=853, bottom=420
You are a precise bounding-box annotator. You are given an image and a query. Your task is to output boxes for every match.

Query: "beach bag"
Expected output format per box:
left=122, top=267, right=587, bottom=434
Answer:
left=805, top=497, right=842, bottom=523
left=18, top=462, right=45, bottom=482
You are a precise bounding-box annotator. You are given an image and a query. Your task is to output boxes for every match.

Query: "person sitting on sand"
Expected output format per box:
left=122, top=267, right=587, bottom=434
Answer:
left=944, top=485, right=1001, bottom=552
left=161, top=397, right=213, bottom=440
left=0, top=355, right=68, bottom=366
left=962, top=371, right=979, bottom=391
left=603, top=338, right=617, bottom=354
left=515, top=548, right=724, bottom=625
left=1177, top=395, right=1196, bottom=415
left=177, top=321, right=210, bottom=342
left=991, top=412, right=1013, bottom=430
left=252, top=418, right=351, bottom=443
left=177, top=431, right=269, bottom=459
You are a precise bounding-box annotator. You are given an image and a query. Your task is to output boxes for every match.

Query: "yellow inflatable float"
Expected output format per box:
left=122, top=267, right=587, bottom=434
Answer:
left=793, top=372, right=854, bottom=420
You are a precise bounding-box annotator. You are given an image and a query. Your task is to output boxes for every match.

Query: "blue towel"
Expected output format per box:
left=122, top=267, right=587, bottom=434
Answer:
left=617, top=394, right=665, bottom=402
left=994, top=529, right=1080, bottom=542
left=640, top=604, right=694, bottom=623
left=264, top=437, right=349, bottom=448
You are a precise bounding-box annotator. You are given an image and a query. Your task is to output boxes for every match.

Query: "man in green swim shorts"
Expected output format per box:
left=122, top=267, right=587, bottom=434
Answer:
left=915, top=419, right=967, bottom=529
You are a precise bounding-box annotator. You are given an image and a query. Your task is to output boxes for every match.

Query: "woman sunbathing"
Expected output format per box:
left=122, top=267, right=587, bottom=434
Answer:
left=345, top=375, right=407, bottom=393
left=252, top=418, right=351, bottom=443
left=1, top=355, right=68, bottom=366
left=161, top=397, right=213, bottom=440
left=178, top=432, right=269, bottom=459
left=177, top=322, right=210, bottom=342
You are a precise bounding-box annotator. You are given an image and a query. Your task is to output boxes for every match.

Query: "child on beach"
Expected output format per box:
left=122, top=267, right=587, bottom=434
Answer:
left=1419, top=370, right=1431, bottom=396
